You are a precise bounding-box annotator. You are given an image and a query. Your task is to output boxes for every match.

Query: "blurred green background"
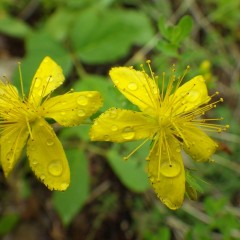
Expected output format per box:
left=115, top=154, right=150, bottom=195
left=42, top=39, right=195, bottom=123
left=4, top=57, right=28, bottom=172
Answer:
left=0, top=0, right=239, bottom=239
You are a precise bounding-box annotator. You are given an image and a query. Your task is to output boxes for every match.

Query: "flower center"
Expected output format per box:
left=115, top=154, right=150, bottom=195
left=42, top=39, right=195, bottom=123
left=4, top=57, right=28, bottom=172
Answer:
left=158, top=114, right=171, bottom=129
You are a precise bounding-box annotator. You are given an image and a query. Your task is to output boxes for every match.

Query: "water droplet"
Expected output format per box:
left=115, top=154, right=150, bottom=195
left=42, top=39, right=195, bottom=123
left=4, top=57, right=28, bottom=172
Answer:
left=104, top=135, right=110, bottom=141
left=77, top=109, right=86, bottom=117
left=46, top=139, right=54, bottom=146
left=111, top=125, right=118, bottom=131
left=153, top=88, right=158, bottom=95
left=176, top=147, right=181, bottom=153
left=87, top=92, right=94, bottom=98
left=47, top=76, right=53, bottom=83
left=121, top=127, right=135, bottom=140
left=6, top=151, right=13, bottom=161
left=40, top=174, right=46, bottom=180
left=107, top=109, right=118, bottom=119
left=187, top=90, right=200, bottom=102
left=77, top=95, right=88, bottom=106
left=32, top=159, right=38, bottom=165
left=128, top=82, right=138, bottom=91
left=34, top=78, right=41, bottom=88
left=149, top=177, right=155, bottom=183
left=61, top=111, right=66, bottom=115
left=160, top=161, right=181, bottom=178
left=48, top=160, right=63, bottom=177
left=207, top=148, right=213, bottom=153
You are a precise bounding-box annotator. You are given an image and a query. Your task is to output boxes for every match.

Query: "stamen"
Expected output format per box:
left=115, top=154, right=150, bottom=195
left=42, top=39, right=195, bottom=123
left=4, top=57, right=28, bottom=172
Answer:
left=160, top=72, right=165, bottom=104
left=157, top=132, right=163, bottom=180
left=172, top=122, right=190, bottom=148
left=18, top=62, right=25, bottom=99
left=140, top=65, right=159, bottom=111
left=123, top=138, right=149, bottom=161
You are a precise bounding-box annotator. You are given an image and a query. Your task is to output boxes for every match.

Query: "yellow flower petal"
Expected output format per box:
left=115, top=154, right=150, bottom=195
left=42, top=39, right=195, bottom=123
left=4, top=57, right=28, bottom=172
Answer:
left=148, top=135, right=185, bottom=210
left=28, top=56, right=65, bottom=107
left=27, top=118, right=70, bottom=190
left=42, top=91, right=102, bottom=126
left=183, top=125, right=218, bottom=162
left=109, top=67, right=159, bottom=116
left=90, top=108, right=157, bottom=142
left=0, top=124, right=29, bottom=176
left=171, top=75, right=210, bottom=114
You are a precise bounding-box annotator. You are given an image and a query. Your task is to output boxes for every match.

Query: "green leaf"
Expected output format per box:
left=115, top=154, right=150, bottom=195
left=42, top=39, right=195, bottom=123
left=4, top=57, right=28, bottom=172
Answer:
left=185, top=170, right=204, bottom=193
left=0, top=214, right=19, bottom=236
left=60, top=125, right=91, bottom=141
left=158, top=16, right=171, bottom=39
left=172, top=15, right=193, bottom=44
left=0, top=15, right=31, bottom=38
left=157, top=227, right=171, bottom=240
left=204, top=196, right=228, bottom=216
left=157, top=41, right=179, bottom=57
left=107, top=143, right=149, bottom=192
left=53, top=149, right=90, bottom=225
left=45, top=8, right=75, bottom=41
left=70, top=8, right=154, bottom=64
left=158, top=15, right=192, bottom=46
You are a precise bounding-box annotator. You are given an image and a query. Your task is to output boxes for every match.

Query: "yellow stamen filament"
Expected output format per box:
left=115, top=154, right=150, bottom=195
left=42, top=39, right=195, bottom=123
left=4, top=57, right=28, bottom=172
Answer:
left=123, top=138, right=149, bottom=161
left=18, top=62, right=25, bottom=99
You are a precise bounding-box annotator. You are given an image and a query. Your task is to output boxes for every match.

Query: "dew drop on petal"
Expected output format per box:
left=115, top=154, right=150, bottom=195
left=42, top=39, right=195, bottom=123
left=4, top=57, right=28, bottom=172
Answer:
left=154, top=89, right=158, bottom=95
left=176, top=147, right=181, bottom=153
left=104, top=135, right=110, bottom=141
left=6, top=151, right=13, bottom=161
left=160, top=161, right=181, bottom=178
left=187, top=90, right=200, bottom=102
left=47, top=76, right=54, bottom=83
left=40, top=174, right=46, bottom=180
left=122, top=127, right=135, bottom=140
left=77, top=95, right=88, bottom=106
left=48, top=160, right=63, bottom=177
left=77, top=109, right=86, bottom=117
left=87, top=92, right=94, bottom=98
left=111, top=125, right=118, bottom=131
left=34, top=78, right=41, bottom=88
left=108, top=109, right=118, bottom=119
left=149, top=177, right=155, bottom=183
left=46, top=139, right=54, bottom=146
left=128, top=82, right=138, bottom=91
left=38, top=91, right=44, bottom=97
left=32, top=159, right=38, bottom=165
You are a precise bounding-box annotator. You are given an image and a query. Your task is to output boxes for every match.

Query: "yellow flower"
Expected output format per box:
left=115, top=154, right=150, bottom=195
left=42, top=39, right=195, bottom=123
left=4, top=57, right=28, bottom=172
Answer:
left=0, top=56, right=102, bottom=191
left=90, top=61, right=228, bottom=210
